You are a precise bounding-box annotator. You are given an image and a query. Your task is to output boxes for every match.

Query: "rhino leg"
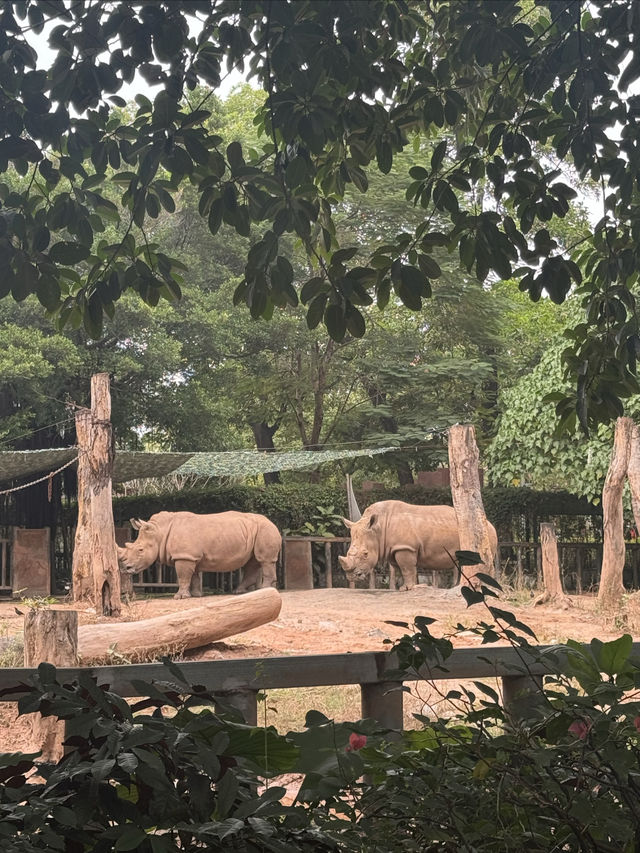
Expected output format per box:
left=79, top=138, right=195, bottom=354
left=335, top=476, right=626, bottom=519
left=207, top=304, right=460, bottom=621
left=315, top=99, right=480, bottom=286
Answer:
left=189, top=571, right=203, bottom=597
left=235, top=557, right=260, bottom=594
left=174, top=559, right=197, bottom=599
left=393, top=549, right=418, bottom=591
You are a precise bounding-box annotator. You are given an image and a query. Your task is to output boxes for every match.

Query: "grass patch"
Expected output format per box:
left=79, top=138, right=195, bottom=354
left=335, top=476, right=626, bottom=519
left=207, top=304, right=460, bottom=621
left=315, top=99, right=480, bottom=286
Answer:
left=0, top=634, right=24, bottom=668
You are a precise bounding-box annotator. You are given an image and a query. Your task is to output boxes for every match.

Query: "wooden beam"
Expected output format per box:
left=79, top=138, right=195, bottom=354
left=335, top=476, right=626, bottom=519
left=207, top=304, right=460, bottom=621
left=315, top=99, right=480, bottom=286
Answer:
left=0, top=644, right=600, bottom=699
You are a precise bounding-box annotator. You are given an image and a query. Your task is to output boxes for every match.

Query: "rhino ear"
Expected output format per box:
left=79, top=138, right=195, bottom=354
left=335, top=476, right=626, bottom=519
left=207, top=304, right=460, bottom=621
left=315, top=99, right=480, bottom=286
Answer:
left=130, top=518, right=141, bottom=530
left=342, top=517, right=354, bottom=530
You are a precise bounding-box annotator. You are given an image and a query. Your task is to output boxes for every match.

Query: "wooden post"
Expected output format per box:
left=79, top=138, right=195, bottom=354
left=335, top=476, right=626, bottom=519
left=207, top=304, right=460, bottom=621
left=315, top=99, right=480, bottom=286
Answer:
left=501, top=674, right=544, bottom=722
left=534, top=523, right=572, bottom=608
left=72, top=373, right=121, bottom=616
left=447, top=424, right=495, bottom=583
left=576, top=548, right=583, bottom=595
left=324, top=542, right=333, bottom=588
left=24, top=610, right=78, bottom=763
left=361, top=681, right=403, bottom=733
left=216, top=689, right=259, bottom=726
left=599, top=417, right=633, bottom=607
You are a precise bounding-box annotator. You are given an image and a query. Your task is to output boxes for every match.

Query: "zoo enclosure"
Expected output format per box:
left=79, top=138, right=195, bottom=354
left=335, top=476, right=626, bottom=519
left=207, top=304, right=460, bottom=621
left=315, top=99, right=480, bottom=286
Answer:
left=124, top=537, right=640, bottom=595
left=1, top=532, right=639, bottom=596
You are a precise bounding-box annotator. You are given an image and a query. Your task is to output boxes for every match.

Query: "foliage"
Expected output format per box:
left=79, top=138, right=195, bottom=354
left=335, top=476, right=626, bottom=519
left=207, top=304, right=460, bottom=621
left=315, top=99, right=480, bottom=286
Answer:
left=0, top=661, right=334, bottom=852
left=2, top=1, right=640, bottom=428
left=5, top=565, right=640, bottom=850
left=487, top=343, right=640, bottom=504
left=283, top=505, right=346, bottom=538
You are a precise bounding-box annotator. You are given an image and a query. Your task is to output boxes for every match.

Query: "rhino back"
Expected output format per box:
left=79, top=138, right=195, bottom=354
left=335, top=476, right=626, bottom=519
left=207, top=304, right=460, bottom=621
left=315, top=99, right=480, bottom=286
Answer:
left=163, top=511, right=280, bottom=571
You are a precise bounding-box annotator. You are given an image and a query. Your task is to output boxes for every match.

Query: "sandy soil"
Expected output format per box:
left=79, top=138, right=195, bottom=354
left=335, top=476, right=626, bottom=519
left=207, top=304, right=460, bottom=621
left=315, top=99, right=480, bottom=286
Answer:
left=0, top=585, right=629, bottom=754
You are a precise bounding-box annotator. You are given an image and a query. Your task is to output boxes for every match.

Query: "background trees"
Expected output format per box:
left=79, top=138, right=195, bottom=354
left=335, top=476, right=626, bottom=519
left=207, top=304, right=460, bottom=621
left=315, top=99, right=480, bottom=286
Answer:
left=1, top=1, right=640, bottom=430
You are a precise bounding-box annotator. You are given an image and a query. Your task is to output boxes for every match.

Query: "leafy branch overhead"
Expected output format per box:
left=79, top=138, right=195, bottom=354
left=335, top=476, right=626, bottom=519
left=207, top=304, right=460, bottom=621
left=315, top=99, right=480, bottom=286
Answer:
left=1, top=1, right=639, bottom=428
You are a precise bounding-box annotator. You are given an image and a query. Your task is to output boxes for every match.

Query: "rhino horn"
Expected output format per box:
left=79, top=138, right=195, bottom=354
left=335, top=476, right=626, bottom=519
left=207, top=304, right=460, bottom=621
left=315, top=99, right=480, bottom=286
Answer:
left=116, top=545, right=128, bottom=562
left=342, top=517, right=354, bottom=530
left=338, top=555, right=348, bottom=568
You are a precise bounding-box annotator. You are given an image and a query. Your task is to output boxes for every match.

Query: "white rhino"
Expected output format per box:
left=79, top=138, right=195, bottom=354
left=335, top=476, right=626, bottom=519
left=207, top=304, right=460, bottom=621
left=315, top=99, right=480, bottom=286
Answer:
left=338, top=500, right=498, bottom=590
left=117, top=510, right=282, bottom=599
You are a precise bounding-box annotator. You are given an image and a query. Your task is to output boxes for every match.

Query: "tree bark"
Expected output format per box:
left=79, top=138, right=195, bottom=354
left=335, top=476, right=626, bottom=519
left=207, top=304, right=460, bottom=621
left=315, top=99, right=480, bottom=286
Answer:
left=599, top=416, right=633, bottom=607
left=249, top=420, right=281, bottom=485
left=447, top=424, right=495, bottom=582
left=534, top=522, right=572, bottom=608
left=24, top=610, right=78, bottom=762
left=77, top=587, right=282, bottom=662
left=72, top=373, right=121, bottom=616
left=626, top=420, right=640, bottom=535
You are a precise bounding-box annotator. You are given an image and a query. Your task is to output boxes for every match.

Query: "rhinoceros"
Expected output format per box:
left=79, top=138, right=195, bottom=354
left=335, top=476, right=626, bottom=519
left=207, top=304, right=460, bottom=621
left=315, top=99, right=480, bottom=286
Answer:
left=117, top=510, right=282, bottom=599
left=338, top=501, right=498, bottom=590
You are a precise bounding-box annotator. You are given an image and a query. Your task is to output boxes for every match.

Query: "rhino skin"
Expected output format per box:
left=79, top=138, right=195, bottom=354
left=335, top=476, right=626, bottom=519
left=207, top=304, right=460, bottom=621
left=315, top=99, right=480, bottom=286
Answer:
left=117, top=510, right=282, bottom=599
left=338, top=501, right=498, bottom=590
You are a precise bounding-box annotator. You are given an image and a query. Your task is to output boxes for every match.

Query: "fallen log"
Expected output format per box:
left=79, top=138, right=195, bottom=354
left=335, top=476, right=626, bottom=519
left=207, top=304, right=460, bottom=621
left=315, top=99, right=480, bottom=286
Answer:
left=77, top=588, right=282, bottom=662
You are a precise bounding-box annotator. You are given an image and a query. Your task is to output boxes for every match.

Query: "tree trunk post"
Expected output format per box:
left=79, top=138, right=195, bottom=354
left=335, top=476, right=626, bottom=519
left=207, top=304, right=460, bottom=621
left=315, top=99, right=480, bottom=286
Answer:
left=447, top=424, right=495, bottom=583
left=626, top=421, right=640, bottom=538
left=24, top=609, right=78, bottom=763
left=72, top=373, right=121, bottom=616
left=534, top=523, right=572, bottom=608
left=599, top=416, right=632, bottom=608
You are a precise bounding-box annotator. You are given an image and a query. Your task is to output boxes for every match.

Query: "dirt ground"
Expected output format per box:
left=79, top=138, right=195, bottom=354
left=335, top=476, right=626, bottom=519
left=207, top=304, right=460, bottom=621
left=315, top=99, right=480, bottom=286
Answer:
left=0, top=585, right=632, bottom=755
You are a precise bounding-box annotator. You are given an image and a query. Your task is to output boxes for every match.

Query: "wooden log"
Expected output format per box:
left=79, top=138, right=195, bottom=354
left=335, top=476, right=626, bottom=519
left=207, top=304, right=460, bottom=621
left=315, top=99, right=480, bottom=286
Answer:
left=24, top=610, right=78, bottom=762
left=72, top=373, right=121, bottom=616
left=534, top=523, right=572, bottom=608
left=76, top=588, right=282, bottom=662
left=599, top=416, right=632, bottom=607
left=447, top=424, right=495, bottom=583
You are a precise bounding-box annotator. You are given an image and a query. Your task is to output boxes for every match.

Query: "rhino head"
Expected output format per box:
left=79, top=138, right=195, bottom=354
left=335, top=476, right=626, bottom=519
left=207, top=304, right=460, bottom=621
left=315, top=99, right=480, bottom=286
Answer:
left=117, top=518, right=161, bottom=575
left=338, top=514, right=380, bottom=582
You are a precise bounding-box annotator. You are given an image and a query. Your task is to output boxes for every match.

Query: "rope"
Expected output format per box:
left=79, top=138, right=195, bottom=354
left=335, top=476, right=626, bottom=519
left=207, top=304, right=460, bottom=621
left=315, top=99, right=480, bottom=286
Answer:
left=0, top=455, right=79, bottom=497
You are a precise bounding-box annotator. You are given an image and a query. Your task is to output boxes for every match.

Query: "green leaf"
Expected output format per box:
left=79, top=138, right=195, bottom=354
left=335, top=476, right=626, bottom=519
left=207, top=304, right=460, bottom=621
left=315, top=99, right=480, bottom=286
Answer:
left=115, top=827, right=148, bottom=851
left=325, top=303, right=347, bottom=341
left=590, top=634, right=633, bottom=676
left=49, top=242, right=91, bottom=265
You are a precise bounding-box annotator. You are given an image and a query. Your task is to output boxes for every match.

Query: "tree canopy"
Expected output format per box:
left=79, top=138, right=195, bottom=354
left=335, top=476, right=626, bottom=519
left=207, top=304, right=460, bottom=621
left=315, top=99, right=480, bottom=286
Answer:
left=1, top=0, right=639, bottom=430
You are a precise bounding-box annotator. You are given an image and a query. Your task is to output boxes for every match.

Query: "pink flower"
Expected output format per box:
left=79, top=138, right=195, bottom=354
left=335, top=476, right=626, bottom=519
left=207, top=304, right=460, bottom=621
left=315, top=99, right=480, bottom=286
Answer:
left=568, top=720, right=590, bottom=740
left=346, top=733, right=367, bottom=752
left=633, top=716, right=640, bottom=732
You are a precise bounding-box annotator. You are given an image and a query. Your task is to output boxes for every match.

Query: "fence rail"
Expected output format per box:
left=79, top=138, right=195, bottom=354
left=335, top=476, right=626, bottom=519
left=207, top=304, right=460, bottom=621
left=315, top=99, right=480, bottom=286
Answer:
left=0, top=643, right=626, bottom=729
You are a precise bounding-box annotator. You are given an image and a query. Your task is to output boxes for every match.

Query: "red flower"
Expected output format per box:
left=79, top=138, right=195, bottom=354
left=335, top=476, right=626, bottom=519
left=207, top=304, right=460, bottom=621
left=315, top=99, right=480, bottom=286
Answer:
left=568, top=720, right=590, bottom=740
left=346, top=733, right=367, bottom=752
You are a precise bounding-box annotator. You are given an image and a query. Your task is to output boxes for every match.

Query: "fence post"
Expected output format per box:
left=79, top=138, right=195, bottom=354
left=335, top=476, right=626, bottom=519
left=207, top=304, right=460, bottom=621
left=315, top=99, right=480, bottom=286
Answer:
left=324, top=542, right=333, bottom=588
left=23, top=609, right=78, bottom=763
left=216, top=689, right=259, bottom=726
left=361, top=681, right=403, bottom=733
left=501, top=674, right=544, bottom=721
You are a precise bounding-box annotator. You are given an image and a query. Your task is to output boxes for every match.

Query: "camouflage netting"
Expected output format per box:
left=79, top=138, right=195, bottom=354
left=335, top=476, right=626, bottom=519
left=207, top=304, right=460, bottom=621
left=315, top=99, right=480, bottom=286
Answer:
left=0, top=446, right=396, bottom=486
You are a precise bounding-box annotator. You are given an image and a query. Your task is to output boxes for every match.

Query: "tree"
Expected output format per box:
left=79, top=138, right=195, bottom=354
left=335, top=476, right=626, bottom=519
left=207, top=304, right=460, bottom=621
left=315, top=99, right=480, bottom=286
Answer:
left=2, top=1, right=640, bottom=431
